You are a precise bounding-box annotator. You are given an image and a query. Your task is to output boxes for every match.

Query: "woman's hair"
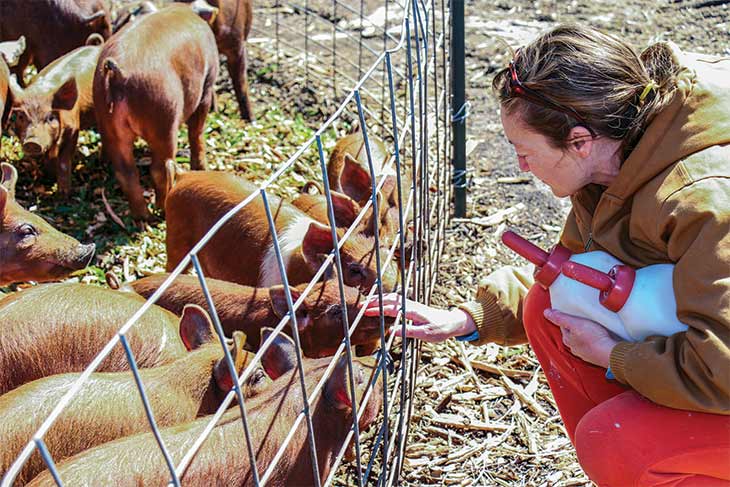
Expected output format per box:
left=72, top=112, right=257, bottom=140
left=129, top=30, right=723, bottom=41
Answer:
left=492, top=24, right=683, bottom=156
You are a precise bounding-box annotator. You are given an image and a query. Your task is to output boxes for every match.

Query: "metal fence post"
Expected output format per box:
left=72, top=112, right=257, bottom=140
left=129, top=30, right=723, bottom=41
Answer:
left=450, top=0, right=467, bottom=217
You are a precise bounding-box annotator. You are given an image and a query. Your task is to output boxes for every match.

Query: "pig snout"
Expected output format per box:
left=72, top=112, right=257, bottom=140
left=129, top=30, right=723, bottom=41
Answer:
left=75, top=243, right=97, bottom=268
left=22, top=138, right=48, bottom=157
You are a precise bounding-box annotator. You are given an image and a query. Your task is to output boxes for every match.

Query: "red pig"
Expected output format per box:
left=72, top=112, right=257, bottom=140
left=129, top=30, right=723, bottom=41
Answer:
left=0, top=306, right=270, bottom=485
left=0, top=0, right=110, bottom=85
left=0, top=282, right=189, bottom=395
left=8, top=43, right=102, bottom=194
left=165, top=170, right=398, bottom=293
left=0, top=163, right=95, bottom=286
left=117, top=273, right=389, bottom=358
left=93, top=4, right=219, bottom=219
left=27, top=350, right=383, bottom=487
left=179, top=0, right=254, bottom=121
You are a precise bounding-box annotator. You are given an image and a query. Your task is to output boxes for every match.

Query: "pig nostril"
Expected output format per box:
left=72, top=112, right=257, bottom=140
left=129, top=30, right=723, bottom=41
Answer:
left=23, top=141, right=44, bottom=156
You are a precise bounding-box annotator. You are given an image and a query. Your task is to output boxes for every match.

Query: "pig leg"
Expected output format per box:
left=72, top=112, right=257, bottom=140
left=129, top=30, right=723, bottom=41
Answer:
left=186, top=97, right=212, bottom=171
left=55, top=131, right=78, bottom=196
left=105, top=131, right=149, bottom=220
left=227, top=46, right=253, bottom=122
left=148, top=133, right=177, bottom=210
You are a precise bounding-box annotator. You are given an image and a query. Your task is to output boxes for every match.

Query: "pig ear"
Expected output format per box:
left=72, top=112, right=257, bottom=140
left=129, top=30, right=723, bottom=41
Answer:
left=0, top=186, right=7, bottom=217
left=191, top=0, right=219, bottom=24
left=1, top=163, right=18, bottom=200
left=0, top=36, right=25, bottom=67
left=330, top=191, right=362, bottom=228
left=341, top=154, right=373, bottom=206
left=324, top=355, right=360, bottom=411
left=178, top=304, right=216, bottom=351
left=214, top=331, right=251, bottom=392
left=301, top=222, right=335, bottom=268
left=83, top=10, right=107, bottom=29
left=259, top=328, right=298, bottom=380
left=8, top=74, right=22, bottom=99
left=268, top=285, right=302, bottom=318
left=52, top=79, right=78, bottom=111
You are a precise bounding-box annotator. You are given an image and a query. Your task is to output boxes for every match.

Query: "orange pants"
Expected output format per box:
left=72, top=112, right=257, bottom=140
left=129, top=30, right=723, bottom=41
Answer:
left=523, top=285, right=730, bottom=487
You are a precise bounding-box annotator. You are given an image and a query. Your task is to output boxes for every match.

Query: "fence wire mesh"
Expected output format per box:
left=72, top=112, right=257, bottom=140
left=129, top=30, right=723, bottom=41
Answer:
left=1, top=0, right=452, bottom=484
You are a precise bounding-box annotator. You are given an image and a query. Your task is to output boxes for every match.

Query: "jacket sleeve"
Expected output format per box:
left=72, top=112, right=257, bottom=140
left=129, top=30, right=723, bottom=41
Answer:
left=610, top=178, right=730, bottom=414
left=457, top=264, right=534, bottom=346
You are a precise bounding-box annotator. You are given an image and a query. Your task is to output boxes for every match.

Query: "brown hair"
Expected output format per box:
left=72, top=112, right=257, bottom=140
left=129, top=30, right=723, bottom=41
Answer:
left=492, top=24, right=683, bottom=157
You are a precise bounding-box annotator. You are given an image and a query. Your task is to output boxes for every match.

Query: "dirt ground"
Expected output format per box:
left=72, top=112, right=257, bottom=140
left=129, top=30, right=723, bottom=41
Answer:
left=404, top=1, right=728, bottom=486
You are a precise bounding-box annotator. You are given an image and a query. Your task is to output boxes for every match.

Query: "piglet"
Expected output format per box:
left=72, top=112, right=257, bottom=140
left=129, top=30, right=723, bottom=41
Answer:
left=0, top=306, right=270, bottom=485
left=93, top=4, right=219, bottom=219
left=0, top=163, right=95, bottom=286
left=27, top=349, right=383, bottom=487
left=178, top=0, right=254, bottom=120
left=0, top=282, right=189, bottom=395
left=0, top=0, right=110, bottom=85
left=8, top=43, right=102, bottom=194
left=165, top=170, right=398, bottom=293
left=119, top=273, right=388, bottom=357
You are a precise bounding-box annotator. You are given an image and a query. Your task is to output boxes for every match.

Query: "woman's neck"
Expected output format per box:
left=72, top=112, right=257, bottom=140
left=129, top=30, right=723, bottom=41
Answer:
left=590, top=138, right=624, bottom=187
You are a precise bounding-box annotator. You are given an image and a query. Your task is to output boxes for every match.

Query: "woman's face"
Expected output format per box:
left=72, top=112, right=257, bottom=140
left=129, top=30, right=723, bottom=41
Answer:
left=500, top=108, right=592, bottom=197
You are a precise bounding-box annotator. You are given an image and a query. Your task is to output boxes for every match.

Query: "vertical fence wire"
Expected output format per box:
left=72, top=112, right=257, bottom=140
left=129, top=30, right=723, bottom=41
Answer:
left=119, top=334, right=182, bottom=487
left=260, top=190, right=322, bottom=487
left=315, top=134, right=366, bottom=487
left=189, top=257, right=261, bottom=485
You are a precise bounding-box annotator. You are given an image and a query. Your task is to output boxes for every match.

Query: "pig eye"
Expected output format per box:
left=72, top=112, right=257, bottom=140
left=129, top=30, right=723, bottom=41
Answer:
left=18, top=224, right=38, bottom=238
left=46, top=113, right=58, bottom=123
left=326, top=304, right=343, bottom=318
left=347, top=263, right=365, bottom=278
left=251, top=368, right=266, bottom=384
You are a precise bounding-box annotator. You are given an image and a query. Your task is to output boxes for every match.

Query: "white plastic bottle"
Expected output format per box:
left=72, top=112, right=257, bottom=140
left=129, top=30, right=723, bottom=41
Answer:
left=561, top=260, right=688, bottom=341
left=501, top=231, right=627, bottom=339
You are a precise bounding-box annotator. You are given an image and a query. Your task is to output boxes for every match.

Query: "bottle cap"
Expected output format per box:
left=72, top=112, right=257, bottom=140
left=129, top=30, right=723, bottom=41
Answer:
left=561, top=261, right=636, bottom=312
left=501, top=231, right=572, bottom=289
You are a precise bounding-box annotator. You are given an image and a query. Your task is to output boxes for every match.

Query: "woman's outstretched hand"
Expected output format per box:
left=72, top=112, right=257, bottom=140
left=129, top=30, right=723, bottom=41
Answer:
left=362, top=293, right=477, bottom=343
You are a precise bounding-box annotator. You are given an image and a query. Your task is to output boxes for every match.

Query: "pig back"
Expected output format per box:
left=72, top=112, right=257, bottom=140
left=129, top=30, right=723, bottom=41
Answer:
left=0, top=0, right=110, bottom=69
left=0, top=283, right=187, bottom=395
left=165, top=171, right=303, bottom=286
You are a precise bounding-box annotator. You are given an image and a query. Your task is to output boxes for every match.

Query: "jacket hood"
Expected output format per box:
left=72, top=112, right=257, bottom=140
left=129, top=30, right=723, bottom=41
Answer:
left=605, top=43, right=730, bottom=201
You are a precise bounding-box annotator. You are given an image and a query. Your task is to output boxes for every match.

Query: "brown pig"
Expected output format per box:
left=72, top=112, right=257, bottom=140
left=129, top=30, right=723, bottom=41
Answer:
left=120, top=273, right=389, bottom=358
left=7, top=43, right=102, bottom=194
left=93, top=4, right=219, bottom=219
left=179, top=0, right=254, bottom=121
left=165, top=170, right=398, bottom=293
left=0, top=306, right=270, bottom=485
left=0, top=0, right=110, bottom=85
left=0, top=282, right=190, bottom=395
left=0, top=163, right=95, bottom=286
left=27, top=350, right=384, bottom=487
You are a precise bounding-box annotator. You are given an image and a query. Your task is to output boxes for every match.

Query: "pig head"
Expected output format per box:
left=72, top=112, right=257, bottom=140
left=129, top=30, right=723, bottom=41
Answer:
left=268, top=280, right=392, bottom=358
left=0, top=163, right=95, bottom=285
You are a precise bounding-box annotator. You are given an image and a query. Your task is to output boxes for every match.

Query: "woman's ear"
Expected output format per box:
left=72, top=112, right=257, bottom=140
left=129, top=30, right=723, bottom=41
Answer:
left=567, top=126, right=594, bottom=158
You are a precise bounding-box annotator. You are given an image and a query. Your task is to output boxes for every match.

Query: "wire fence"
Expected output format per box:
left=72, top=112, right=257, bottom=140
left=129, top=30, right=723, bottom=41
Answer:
left=1, top=0, right=451, bottom=483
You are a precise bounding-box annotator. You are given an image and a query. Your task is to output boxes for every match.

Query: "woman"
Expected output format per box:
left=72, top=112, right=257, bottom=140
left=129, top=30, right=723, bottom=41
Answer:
left=365, top=25, right=730, bottom=486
